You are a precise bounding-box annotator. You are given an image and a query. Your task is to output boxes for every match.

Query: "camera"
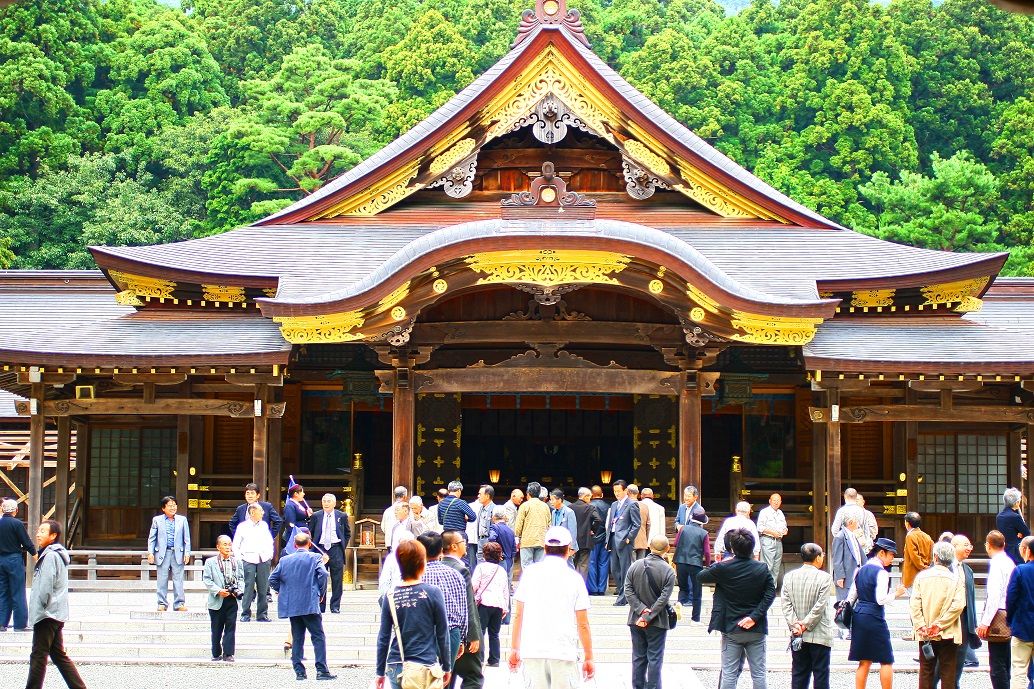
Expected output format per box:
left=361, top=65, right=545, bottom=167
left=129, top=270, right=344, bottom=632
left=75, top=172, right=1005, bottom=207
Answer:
left=920, top=641, right=935, bottom=660
left=227, top=582, right=245, bottom=599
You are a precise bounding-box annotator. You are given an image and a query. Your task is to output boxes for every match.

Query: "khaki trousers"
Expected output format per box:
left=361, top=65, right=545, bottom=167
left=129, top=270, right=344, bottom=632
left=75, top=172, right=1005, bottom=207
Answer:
left=1011, top=637, right=1034, bottom=689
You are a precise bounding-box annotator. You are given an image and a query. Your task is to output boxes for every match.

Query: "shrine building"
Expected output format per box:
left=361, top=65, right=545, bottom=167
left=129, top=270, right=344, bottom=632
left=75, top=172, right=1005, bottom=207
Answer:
left=3, top=0, right=1034, bottom=555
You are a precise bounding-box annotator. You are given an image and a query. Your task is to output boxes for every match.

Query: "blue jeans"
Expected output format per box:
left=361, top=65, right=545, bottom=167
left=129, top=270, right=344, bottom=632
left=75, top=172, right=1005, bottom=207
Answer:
left=587, top=542, right=610, bottom=594
left=0, top=552, right=28, bottom=629
left=385, top=663, right=403, bottom=689
left=520, top=547, right=544, bottom=570
left=290, top=614, right=328, bottom=676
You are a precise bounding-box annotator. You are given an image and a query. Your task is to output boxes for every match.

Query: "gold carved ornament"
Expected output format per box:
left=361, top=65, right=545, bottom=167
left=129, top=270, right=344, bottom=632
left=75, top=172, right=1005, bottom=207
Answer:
left=921, top=276, right=990, bottom=312
left=623, top=139, right=672, bottom=177
left=429, top=139, right=476, bottom=176
left=202, top=285, right=246, bottom=302
left=273, top=310, right=366, bottom=344
left=850, top=289, right=895, bottom=308
left=378, top=281, right=411, bottom=310
left=465, top=249, right=631, bottom=286
left=108, top=270, right=176, bottom=300
left=729, top=313, right=822, bottom=345
left=314, top=161, right=422, bottom=218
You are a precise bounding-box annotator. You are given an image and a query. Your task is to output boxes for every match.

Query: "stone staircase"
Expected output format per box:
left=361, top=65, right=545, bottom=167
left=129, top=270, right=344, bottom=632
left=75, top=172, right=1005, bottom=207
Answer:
left=0, top=588, right=996, bottom=679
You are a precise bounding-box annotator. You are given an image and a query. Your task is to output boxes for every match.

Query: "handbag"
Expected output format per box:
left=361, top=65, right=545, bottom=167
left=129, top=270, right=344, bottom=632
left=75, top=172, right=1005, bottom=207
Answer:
left=643, top=561, right=677, bottom=629
left=387, top=591, right=445, bottom=689
left=987, top=608, right=1012, bottom=643
left=834, top=600, right=853, bottom=630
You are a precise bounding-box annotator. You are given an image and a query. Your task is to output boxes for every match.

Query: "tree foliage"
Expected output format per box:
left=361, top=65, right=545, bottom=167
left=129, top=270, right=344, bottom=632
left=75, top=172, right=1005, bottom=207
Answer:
left=0, top=0, right=1031, bottom=274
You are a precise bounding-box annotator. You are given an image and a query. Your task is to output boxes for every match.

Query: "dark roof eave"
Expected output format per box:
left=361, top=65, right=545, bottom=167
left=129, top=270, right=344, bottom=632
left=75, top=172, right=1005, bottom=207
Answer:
left=0, top=349, right=291, bottom=369
left=801, top=354, right=1034, bottom=376
left=90, top=247, right=280, bottom=288
left=815, top=252, right=1008, bottom=293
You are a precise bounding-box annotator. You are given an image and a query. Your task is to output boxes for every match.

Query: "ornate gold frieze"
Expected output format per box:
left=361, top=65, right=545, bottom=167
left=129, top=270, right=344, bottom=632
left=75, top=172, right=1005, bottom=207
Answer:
left=921, top=276, right=990, bottom=307
left=273, top=310, right=366, bottom=344
left=429, top=138, right=476, bottom=176
left=623, top=139, right=672, bottom=177
left=729, top=314, right=821, bottom=345
left=108, top=271, right=176, bottom=299
left=202, top=285, right=246, bottom=302
left=314, top=162, right=422, bottom=218
left=262, top=288, right=278, bottom=298
left=115, top=290, right=144, bottom=306
left=955, top=296, right=983, bottom=312
left=465, top=249, right=631, bottom=286
left=377, top=281, right=411, bottom=310
left=850, top=289, right=895, bottom=308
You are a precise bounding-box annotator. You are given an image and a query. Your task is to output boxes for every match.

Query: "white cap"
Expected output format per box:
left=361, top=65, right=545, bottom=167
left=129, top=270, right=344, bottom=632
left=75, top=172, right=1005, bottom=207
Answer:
left=544, top=526, right=572, bottom=547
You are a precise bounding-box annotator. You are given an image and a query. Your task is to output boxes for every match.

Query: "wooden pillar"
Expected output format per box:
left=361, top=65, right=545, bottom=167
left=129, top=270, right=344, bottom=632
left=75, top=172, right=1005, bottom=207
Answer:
left=1025, top=425, right=1034, bottom=525
left=825, top=387, right=841, bottom=552
left=812, top=390, right=828, bottom=553
left=892, top=421, right=907, bottom=549
left=54, top=416, right=71, bottom=534
left=27, top=382, right=44, bottom=581
left=267, top=386, right=283, bottom=512
left=905, top=387, right=919, bottom=516
left=679, top=388, right=702, bottom=494
left=392, top=371, right=415, bottom=492
left=176, top=416, right=190, bottom=516
left=252, top=384, right=269, bottom=498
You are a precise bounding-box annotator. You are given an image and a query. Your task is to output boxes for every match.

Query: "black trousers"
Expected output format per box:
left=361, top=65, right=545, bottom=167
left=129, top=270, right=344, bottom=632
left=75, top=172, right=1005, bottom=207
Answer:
left=25, top=618, right=86, bottom=689
left=450, top=634, right=484, bottom=689
left=988, top=640, right=1010, bottom=689
left=572, top=548, right=591, bottom=582
left=676, top=563, right=703, bottom=621
left=319, top=544, right=344, bottom=613
left=630, top=624, right=667, bottom=689
left=478, top=604, right=504, bottom=665
left=208, top=595, right=238, bottom=657
left=791, top=641, right=831, bottom=689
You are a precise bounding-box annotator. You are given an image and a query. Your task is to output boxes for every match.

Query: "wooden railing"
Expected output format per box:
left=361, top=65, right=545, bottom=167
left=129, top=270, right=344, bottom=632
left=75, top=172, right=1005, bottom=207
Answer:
left=66, top=549, right=219, bottom=582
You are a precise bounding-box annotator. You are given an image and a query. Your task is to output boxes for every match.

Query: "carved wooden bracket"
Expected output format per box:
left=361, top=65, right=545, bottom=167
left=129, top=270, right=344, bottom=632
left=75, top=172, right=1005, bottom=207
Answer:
left=267, top=403, right=286, bottom=419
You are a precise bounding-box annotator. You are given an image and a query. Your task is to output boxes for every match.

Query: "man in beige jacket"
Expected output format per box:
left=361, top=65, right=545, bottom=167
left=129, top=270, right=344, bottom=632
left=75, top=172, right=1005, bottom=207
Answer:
left=910, top=541, right=967, bottom=689
left=514, top=481, right=552, bottom=571
left=627, top=485, right=651, bottom=560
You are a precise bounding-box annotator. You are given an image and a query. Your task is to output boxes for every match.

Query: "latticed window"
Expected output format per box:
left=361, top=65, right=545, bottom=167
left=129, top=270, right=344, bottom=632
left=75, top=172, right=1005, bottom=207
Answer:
left=89, top=428, right=175, bottom=507
left=918, top=433, right=1007, bottom=514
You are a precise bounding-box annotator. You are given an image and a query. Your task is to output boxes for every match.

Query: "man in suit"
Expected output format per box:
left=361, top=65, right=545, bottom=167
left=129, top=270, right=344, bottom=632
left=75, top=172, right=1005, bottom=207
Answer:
left=944, top=534, right=980, bottom=685
left=269, top=532, right=336, bottom=681
left=624, top=535, right=676, bottom=689
left=781, top=543, right=835, bottom=689
left=606, top=480, right=641, bottom=606
left=903, top=511, right=934, bottom=590
left=549, top=489, right=579, bottom=563
left=588, top=486, right=611, bottom=595
left=675, top=486, right=708, bottom=528
left=307, top=493, right=350, bottom=614
left=628, top=485, right=651, bottom=561
left=569, top=487, right=603, bottom=583
left=832, top=512, right=863, bottom=602
left=1007, top=536, right=1034, bottom=689
left=147, top=496, right=191, bottom=611
left=228, top=482, right=283, bottom=541
left=698, top=528, right=776, bottom=689
left=442, top=530, right=483, bottom=689
left=997, top=487, right=1029, bottom=565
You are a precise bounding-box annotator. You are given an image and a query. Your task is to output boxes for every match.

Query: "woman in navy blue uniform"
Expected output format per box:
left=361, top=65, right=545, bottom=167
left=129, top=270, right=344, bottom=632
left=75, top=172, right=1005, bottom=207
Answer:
left=846, top=538, right=907, bottom=689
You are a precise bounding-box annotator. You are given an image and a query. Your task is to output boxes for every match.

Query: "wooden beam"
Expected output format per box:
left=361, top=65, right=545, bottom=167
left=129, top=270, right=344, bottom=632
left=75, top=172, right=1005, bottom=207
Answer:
left=17, top=398, right=256, bottom=417
left=811, top=379, right=871, bottom=393
left=908, top=380, right=984, bottom=393
left=392, top=374, right=415, bottom=493
left=16, top=372, right=76, bottom=385
left=176, top=416, right=190, bottom=520
left=226, top=373, right=283, bottom=387
left=679, top=389, right=701, bottom=495
left=252, top=384, right=269, bottom=498
left=377, top=368, right=684, bottom=395
left=54, top=416, right=70, bottom=534
left=810, top=405, right=1034, bottom=424
left=826, top=388, right=841, bottom=554
left=812, top=390, right=828, bottom=555
left=905, top=388, right=919, bottom=517
left=411, top=321, right=686, bottom=347
left=112, top=373, right=187, bottom=386
left=27, top=382, right=44, bottom=581
left=267, top=386, right=283, bottom=515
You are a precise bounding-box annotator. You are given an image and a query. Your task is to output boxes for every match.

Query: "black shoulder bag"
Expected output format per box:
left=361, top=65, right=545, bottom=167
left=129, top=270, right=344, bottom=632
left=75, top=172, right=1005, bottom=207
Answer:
left=643, top=561, right=677, bottom=629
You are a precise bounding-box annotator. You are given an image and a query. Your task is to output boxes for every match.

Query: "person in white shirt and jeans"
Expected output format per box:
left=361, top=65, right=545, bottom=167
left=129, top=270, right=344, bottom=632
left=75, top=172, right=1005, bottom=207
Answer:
left=977, top=529, right=1015, bottom=689
left=509, top=526, right=595, bottom=688
left=232, top=503, right=274, bottom=622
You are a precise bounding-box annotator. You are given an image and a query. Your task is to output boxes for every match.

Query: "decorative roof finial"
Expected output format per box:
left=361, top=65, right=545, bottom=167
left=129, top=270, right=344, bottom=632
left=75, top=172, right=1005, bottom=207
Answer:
left=500, top=161, right=596, bottom=219
left=512, top=0, right=590, bottom=49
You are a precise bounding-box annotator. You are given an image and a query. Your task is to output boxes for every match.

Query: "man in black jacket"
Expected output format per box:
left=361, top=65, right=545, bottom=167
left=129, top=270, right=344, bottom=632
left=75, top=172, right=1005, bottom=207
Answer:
left=442, top=530, right=483, bottom=689
left=996, top=487, right=1029, bottom=565
left=307, top=493, right=350, bottom=614
left=0, top=499, right=36, bottom=631
left=625, top=535, right=676, bottom=689
left=569, top=487, right=603, bottom=583
left=228, top=483, right=283, bottom=539
left=944, top=534, right=981, bottom=684
left=698, top=528, right=776, bottom=689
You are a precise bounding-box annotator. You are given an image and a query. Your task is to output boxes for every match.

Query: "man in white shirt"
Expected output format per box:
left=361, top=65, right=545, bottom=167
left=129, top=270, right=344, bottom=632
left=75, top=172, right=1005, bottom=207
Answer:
left=757, top=493, right=788, bottom=585
left=639, top=488, right=666, bottom=542
left=232, top=503, right=275, bottom=622
left=713, top=502, right=760, bottom=562
left=509, top=526, right=595, bottom=687
left=410, top=495, right=440, bottom=533
left=381, top=486, right=408, bottom=537
left=977, top=529, right=1014, bottom=689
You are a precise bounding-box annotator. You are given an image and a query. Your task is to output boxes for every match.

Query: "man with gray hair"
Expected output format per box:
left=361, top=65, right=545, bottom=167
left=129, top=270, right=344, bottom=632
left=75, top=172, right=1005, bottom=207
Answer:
left=624, top=535, right=676, bottom=689
left=381, top=485, right=408, bottom=536
left=997, top=487, right=1029, bottom=565
left=714, top=502, right=761, bottom=562
left=781, top=543, right=834, bottom=689
left=307, top=493, right=350, bottom=614
left=675, top=486, right=707, bottom=528
left=910, top=541, right=966, bottom=688
left=640, top=488, right=666, bottom=542
left=409, top=495, right=435, bottom=534
left=0, top=498, right=35, bottom=631
left=437, top=481, right=477, bottom=536
left=569, top=487, right=603, bottom=582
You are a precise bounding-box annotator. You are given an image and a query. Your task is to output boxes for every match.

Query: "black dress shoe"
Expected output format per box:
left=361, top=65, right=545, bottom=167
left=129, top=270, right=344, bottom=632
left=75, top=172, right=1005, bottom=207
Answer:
left=239, top=616, right=251, bottom=622
left=317, top=672, right=337, bottom=680
left=256, top=617, right=272, bottom=622
left=296, top=674, right=307, bottom=681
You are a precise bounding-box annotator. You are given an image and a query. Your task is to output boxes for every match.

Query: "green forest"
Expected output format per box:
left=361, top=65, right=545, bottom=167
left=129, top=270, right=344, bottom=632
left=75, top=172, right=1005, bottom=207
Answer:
left=1, top=0, right=1033, bottom=273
